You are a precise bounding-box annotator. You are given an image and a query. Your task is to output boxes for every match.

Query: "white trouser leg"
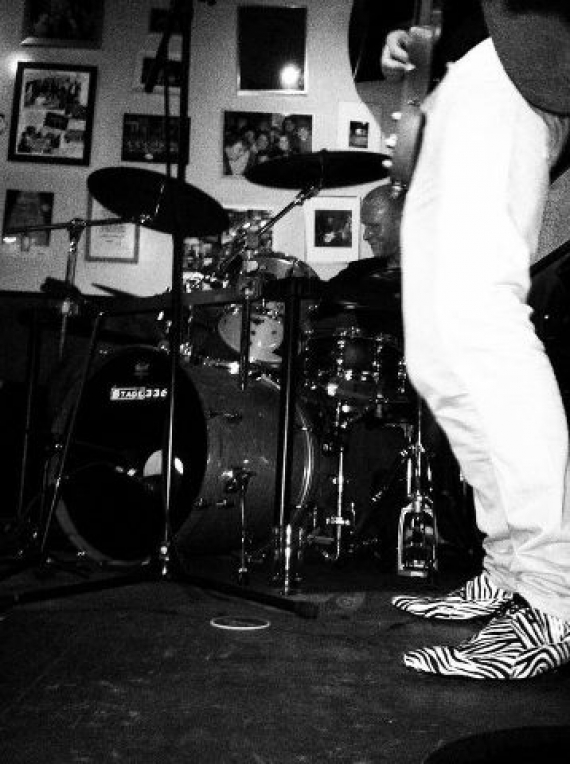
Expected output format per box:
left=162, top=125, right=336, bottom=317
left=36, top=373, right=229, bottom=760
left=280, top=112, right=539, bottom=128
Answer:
left=401, top=39, right=570, bottom=620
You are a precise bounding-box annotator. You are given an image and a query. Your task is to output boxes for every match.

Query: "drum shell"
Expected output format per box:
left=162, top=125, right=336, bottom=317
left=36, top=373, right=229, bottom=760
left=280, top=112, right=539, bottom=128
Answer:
left=52, top=346, right=318, bottom=564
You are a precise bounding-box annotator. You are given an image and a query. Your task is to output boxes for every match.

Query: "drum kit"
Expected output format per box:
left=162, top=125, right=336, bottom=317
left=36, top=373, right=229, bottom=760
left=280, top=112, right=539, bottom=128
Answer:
left=9, top=150, right=439, bottom=591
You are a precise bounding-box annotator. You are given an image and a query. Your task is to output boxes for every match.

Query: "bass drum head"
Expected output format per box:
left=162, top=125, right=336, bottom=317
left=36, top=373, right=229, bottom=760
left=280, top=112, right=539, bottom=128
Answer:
left=53, top=347, right=318, bottom=564
left=53, top=345, right=206, bottom=566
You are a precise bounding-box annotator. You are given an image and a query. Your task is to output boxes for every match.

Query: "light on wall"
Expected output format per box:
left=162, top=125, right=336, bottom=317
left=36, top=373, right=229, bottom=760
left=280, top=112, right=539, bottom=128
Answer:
left=279, top=64, right=302, bottom=90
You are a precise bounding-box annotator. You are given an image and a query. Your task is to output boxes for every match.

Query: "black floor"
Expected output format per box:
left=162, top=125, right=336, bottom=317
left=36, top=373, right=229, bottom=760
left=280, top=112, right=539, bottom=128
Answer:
left=1, top=526, right=570, bottom=764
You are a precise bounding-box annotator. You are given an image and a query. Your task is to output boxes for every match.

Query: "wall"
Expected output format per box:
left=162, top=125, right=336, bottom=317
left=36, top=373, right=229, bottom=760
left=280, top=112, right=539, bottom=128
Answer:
left=0, top=0, right=404, bottom=296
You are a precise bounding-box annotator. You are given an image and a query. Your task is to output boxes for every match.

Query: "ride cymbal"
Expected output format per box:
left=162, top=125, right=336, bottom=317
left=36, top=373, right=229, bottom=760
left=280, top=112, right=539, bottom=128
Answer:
left=88, top=167, right=229, bottom=237
left=245, top=150, right=390, bottom=190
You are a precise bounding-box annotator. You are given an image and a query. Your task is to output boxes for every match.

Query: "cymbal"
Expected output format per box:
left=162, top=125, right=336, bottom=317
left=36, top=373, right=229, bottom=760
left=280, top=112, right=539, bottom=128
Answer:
left=245, top=150, right=390, bottom=190
left=88, top=168, right=229, bottom=237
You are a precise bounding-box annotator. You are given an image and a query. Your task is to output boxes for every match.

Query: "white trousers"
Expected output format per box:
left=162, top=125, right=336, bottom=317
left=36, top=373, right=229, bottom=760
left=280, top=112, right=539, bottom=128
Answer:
left=401, top=39, right=570, bottom=620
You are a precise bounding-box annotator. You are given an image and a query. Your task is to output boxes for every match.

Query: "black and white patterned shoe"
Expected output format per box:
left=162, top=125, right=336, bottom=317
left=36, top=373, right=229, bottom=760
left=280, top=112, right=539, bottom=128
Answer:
left=402, top=596, right=570, bottom=680
left=392, top=570, right=513, bottom=621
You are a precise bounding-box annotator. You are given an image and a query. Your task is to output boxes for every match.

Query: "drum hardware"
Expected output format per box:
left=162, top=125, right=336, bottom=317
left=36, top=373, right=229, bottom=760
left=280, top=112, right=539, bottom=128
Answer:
left=369, top=394, right=438, bottom=579
left=221, top=467, right=256, bottom=585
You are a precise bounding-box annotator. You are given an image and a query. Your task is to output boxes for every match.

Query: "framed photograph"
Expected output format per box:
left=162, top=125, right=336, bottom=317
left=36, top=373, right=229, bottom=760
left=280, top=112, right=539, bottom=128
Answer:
left=223, top=206, right=275, bottom=250
left=148, top=6, right=183, bottom=36
left=133, top=50, right=182, bottom=93
left=2, top=189, right=54, bottom=251
left=21, top=0, right=105, bottom=49
left=85, top=196, right=140, bottom=264
left=222, top=110, right=313, bottom=176
left=304, top=196, right=360, bottom=264
left=121, top=113, right=188, bottom=164
left=238, top=5, right=307, bottom=94
left=8, top=62, right=97, bottom=165
left=337, top=101, right=383, bottom=152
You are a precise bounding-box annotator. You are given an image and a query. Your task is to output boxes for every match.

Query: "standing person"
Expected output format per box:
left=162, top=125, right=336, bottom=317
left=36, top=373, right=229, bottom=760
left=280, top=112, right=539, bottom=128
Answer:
left=381, top=1, right=570, bottom=679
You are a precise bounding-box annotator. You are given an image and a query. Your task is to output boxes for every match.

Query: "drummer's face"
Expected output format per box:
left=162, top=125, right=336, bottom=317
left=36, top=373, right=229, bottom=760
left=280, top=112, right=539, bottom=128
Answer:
left=363, top=222, right=384, bottom=257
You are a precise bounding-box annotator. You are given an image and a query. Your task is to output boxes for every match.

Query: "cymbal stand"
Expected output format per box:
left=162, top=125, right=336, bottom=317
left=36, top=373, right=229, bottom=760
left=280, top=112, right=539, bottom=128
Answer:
left=222, top=467, right=255, bottom=585
left=369, top=394, right=438, bottom=578
left=326, top=406, right=357, bottom=563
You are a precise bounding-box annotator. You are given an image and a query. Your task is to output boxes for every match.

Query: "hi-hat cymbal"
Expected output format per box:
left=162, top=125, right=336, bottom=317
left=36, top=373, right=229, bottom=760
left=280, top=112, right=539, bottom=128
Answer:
left=88, top=167, right=229, bottom=237
left=245, top=150, right=390, bottom=190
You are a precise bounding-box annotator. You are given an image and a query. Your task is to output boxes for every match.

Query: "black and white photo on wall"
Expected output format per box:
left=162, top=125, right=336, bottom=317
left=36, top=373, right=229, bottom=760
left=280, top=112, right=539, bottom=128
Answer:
left=148, top=5, right=183, bottom=36
left=2, top=189, right=54, bottom=251
left=237, top=5, right=307, bottom=93
left=8, top=62, right=97, bottom=165
left=223, top=110, right=313, bottom=176
left=304, top=196, right=360, bottom=264
left=133, top=51, right=182, bottom=93
left=121, top=114, right=188, bottom=164
left=21, top=0, right=105, bottom=48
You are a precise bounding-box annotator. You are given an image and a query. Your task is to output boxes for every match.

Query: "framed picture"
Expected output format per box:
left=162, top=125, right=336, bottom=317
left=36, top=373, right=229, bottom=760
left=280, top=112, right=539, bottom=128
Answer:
left=2, top=189, right=54, bottom=251
left=223, top=206, right=275, bottom=250
left=337, top=101, right=383, bottom=152
left=238, top=5, right=307, bottom=94
left=121, top=113, right=188, bottom=164
left=8, top=62, right=97, bottom=165
left=133, top=50, right=182, bottom=93
left=21, top=0, right=105, bottom=49
left=304, top=196, right=360, bottom=264
left=85, top=196, right=140, bottom=264
left=148, top=6, right=183, bottom=36
left=222, top=110, right=313, bottom=176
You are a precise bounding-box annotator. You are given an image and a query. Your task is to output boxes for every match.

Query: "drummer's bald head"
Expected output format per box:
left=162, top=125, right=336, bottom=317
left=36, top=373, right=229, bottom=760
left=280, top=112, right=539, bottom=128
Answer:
left=361, top=184, right=391, bottom=225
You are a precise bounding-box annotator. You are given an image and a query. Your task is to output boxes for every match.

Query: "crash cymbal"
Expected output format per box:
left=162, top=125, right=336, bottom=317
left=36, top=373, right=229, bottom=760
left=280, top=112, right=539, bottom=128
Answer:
left=245, top=150, right=390, bottom=190
left=88, top=167, right=229, bottom=237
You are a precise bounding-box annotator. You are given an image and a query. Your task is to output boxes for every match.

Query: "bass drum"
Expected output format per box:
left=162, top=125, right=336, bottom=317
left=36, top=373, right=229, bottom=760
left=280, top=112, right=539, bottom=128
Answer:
left=53, top=345, right=318, bottom=565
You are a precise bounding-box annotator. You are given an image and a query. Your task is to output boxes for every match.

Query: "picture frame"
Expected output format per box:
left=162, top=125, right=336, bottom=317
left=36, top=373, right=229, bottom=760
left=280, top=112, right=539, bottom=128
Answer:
left=85, top=196, right=140, bottom=264
left=133, top=50, right=182, bottom=93
left=304, top=196, right=360, bottom=264
left=237, top=5, right=307, bottom=94
left=148, top=6, right=183, bottom=36
left=8, top=62, right=97, bottom=166
left=2, top=189, right=55, bottom=252
left=121, top=113, right=188, bottom=164
left=21, top=0, right=105, bottom=49
left=222, top=110, right=313, bottom=177
left=223, top=206, right=275, bottom=250
left=337, top=101, right=383, bottom=152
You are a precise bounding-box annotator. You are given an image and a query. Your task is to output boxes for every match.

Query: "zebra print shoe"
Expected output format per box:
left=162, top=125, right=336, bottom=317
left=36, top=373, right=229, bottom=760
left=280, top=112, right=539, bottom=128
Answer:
left=391, top=570, right=513, bottom=621
left=402, top=596, right=570, bottom=680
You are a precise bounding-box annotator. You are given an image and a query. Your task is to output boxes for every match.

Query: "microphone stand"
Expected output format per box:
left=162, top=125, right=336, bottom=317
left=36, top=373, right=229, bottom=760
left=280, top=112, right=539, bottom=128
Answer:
left=143, top=0, right=194, bottom=577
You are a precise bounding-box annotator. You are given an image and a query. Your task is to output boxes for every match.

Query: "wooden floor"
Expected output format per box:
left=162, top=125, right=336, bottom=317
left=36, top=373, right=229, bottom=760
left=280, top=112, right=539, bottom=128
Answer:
left=1, top=538, right=569, bottom=764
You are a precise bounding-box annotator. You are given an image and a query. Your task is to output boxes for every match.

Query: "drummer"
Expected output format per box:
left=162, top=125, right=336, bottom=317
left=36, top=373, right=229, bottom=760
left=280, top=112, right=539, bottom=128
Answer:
left=307, top=183, right=402, bottom=336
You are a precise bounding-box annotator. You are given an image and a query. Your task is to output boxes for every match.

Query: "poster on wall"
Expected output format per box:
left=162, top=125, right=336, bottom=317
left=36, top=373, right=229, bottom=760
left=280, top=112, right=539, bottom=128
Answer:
left=21, top=0, right=105, bottom=49
left=2, top=189, right=54, bottom=252
left=304, top=196, right=360, bottom=264
left=8, top=62, right=97, bottom=165
left=133, top=51, right=182, bottom=94
left=336, top=101, right=383, bottom=152
left=237, top=6, right=307, bottom=94
left=222, top=110, right=313, bottom=176
left=121, top=113, right=188, bottom=164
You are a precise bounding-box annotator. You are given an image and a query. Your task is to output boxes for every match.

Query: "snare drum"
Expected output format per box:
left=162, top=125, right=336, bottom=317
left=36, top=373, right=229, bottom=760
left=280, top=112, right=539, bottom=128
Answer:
left=217, top=252, right=318, bottom=366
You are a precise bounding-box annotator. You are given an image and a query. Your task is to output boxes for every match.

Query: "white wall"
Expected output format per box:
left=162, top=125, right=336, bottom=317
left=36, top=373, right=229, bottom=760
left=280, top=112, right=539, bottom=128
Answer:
left=0, top=0, right=403, bottom=295
left=1, top=0, right=567, bottom=297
